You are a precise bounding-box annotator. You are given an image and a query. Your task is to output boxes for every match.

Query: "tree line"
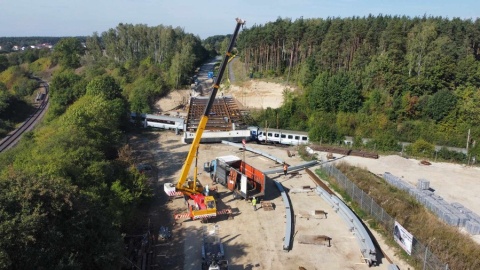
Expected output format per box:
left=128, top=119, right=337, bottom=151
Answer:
left=237, top=15, right=480, bottom=159
left=0, top=74, right=151, bottom=269
left=0, top=21, right=211, bottom=269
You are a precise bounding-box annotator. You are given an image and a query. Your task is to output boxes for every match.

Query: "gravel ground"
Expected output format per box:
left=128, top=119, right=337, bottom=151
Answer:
left=130, top=130, right=412, bottom=270
left=141, top=59, right=480, bottom=268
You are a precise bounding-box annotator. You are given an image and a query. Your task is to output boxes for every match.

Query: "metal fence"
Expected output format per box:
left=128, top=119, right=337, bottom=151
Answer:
left=321, top=164, right=449, bottom=270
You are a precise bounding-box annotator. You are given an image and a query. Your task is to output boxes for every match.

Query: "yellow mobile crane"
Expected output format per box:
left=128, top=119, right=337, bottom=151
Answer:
left=164, top=18, right=245, bottom=220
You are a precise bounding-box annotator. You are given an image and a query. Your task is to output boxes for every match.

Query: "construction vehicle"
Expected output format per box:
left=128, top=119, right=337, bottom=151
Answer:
left=201, top=225, right=228, bottom=270
left=164, top=18, right=245, bottom=220
left=204, top=155, right=266, bottom=200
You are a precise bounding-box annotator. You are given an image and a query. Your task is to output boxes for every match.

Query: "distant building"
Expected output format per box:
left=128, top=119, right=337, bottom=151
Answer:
left=9, top=43, right=53, bottom=51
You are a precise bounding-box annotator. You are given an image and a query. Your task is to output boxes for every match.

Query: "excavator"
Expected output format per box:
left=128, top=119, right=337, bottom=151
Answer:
left=164, top=18, right=245, bottom=221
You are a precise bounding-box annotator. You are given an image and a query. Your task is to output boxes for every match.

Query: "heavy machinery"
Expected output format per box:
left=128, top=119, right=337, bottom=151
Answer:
left=164, top=18, right=245, bottom=220
left=201, top=225, right=228, bottom=270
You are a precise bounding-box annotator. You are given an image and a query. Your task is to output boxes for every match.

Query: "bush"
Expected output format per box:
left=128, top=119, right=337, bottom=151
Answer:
left=437, top=147, right=466, bottom=162
left=366, top=131, right=402, bottom=152
left=406, top=138, right=435, bottom=158
left=28, top=58, right=52, bottom=73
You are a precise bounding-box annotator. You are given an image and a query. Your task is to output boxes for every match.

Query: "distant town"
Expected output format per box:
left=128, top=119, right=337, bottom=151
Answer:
left=5, top=43, right=53, bottom=51
left=0, top=36, right=86, bottom=53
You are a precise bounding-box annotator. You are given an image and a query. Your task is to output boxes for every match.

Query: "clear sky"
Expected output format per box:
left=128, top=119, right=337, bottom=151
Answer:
left=1, top=0, right=478, bottom=39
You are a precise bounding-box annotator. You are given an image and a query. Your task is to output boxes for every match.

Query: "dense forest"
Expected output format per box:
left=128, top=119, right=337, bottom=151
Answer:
left=0, top=15, right=479, bottom=269
left=237, top=15, right=480, bottom=159
left=0, top=23, right=210, bottom=269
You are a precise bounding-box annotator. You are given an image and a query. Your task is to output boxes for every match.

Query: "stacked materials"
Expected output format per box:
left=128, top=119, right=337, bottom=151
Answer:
left=382, top=172, right=480, bottom=235
left=416, top=178, right=430, bottom=190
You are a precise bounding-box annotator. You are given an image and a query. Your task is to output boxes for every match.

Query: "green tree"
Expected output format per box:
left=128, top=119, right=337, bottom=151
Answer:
left=306, top=72, right=332, bottom=111
left=297, top=57, right=318, bottom=88
left=0, top=55, right=8, bottom=73
left=85, top=32, right=103, bottom=61
left=367, top=131, right=401, bottom=152
left=454, top=86, right=480, bottom=126
left=86, top=75, right=122, bottom=100
left=425, top=89, right=457, bottom=122
left=47, top=70, right=85, bottom=119
left=53, top=37, right=84, bottom=68
left=337, top=73, right=362, bottom=112
left=0, top=83, right=10, bottom=115
left=308, top=112, right=342, bottom=143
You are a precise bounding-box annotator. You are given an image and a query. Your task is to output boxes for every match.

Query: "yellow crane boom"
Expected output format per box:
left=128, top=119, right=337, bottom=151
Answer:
left=176, top=18, right=245, bottom=194
left=164, top=18, right=245, bottom=220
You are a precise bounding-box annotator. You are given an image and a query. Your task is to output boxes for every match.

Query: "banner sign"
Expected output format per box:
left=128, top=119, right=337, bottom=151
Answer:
left=394, top=221, right=413, bottom=255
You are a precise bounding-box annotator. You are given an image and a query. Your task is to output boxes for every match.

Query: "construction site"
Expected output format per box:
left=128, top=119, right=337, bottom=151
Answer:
left=125, top=21, right=408, bottom=268
left=127, top=101, right=480, bottom=270
left=124, top=20, right=480, bottom=270
left=128, top=130, right=406, bottom=270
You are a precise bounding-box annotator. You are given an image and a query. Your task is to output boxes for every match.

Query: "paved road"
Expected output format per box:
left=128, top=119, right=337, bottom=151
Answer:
left=193, top=56, right=221, bottom=96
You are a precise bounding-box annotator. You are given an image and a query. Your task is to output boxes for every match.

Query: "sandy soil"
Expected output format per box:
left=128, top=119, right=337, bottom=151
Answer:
left=152, top=82, right=405, bottom=270
left=225, top=81, right=293, bottom=109
left=324, top=153, right=480, bottom=244
left=156, top=79, right=480, bottom=230
left=146, top=75, right=480, bottom=270
left=135, top=131, right=408, bottom=270
left=154, top=89, right=191, bottom=114
left=154, top=80, right=292, bottom=113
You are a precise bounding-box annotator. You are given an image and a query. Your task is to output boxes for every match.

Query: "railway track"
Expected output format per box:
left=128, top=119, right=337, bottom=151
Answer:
left=0, top=80, right=49, bottom=153
left=305, top=168, right=334, bottom=195
left=309, top=144, right=379, bottom=159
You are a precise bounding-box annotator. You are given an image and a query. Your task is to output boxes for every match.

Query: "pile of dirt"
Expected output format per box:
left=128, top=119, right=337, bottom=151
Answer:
left=226, top=80, right=291, bottom=109
left=155, top=80, right=290, bottom=114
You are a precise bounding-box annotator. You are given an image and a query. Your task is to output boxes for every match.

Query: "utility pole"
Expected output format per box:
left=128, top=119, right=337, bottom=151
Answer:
left=467, top=128, right=471, bottom=152
left=265, top=120, right=268, bottom=142
left=276, top=113, right=279, bottom=129
left=467, top=129, right=471, bottom=165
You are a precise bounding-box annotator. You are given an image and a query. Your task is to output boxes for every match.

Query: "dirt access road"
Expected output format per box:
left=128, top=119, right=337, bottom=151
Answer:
left=129, top=129, right=412, bottom=270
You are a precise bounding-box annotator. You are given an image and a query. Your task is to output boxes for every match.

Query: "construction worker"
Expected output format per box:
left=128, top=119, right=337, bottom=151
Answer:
left=252, top=197, right=257, bottom=211
left=283, top=162, right=288, bottom=176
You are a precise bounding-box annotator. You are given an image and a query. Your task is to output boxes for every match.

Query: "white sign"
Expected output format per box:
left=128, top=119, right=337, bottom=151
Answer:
left=240, top=175, right=247, bottom=194
left=393, top=221, right=414, bottom=255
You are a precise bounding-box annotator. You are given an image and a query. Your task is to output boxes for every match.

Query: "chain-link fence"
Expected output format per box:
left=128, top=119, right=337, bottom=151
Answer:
left=321, top=164, right=448, bottom=270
